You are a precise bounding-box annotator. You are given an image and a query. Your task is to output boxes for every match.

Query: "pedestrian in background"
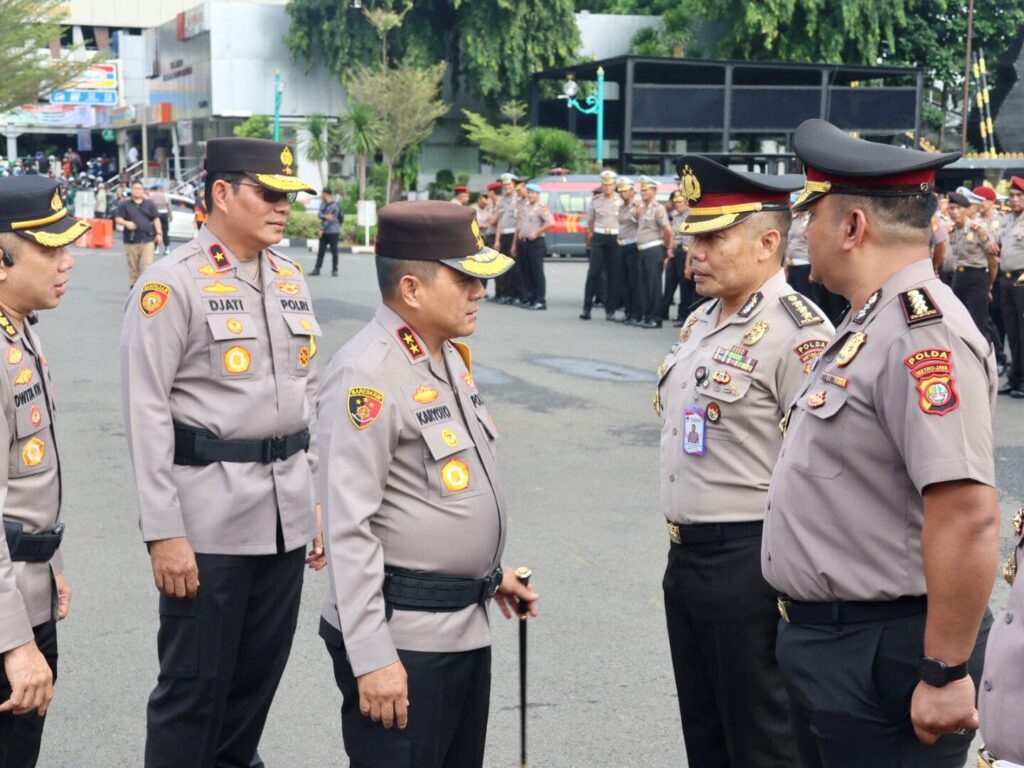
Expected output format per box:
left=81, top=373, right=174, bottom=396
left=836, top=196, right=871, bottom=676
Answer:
left=312, top=187, right=342, bottom=277
left=148, top=183, right=172, bottom=257
left=114, top=180, right=162, bottom=288
left=581, top=170, right=621, bottom=321
left=617, top=177, right=640, bottom=324
left=635, top=176, right=672, bottom=328
left=94, top=182, right=108, bottom=220
left=516, top=183, right=553, bottom=310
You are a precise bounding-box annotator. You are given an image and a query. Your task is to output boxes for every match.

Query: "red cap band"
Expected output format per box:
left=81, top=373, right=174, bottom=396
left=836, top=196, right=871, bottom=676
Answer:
left=806, top=166, right=935, bottom=189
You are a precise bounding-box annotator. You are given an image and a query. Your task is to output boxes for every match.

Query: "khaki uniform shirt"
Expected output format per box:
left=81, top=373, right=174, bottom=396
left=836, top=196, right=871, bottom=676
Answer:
left=657, top=271, right=834, bottom=524
left=669, top=209, right=691, bottom=250
left=495, top=197, right=517, bottom=234
left=0, top=316, right=63, bottom=653
left=949, top=219, right=992, bottom=269
left=318, top=306, right=507, bottom=676
left=478, top=202, right=496, bottom=237
left=636, top=201, right=669, bottom=247
left=587, top=194, right=620, bottom=234
left=618, top=200, right=639, bottom=244
left=998, top=212, right=1024, bottom=272
left=120, top=225, right=321, bottom=554
left=762, top=259, right=996, bottom=601
left=518, top=202, right=553, bottom=240
left=979, top=513, right=1024, bottom=761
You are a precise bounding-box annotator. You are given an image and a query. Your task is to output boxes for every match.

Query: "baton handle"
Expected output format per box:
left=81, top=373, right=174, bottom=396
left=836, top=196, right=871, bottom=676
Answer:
left=514, top=566, right=532, bottom=617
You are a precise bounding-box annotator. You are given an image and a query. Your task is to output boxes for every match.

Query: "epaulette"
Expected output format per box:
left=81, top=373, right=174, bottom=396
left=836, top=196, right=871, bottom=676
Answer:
left=899, top=287, right=943, bottom=326
left=779, top=293, right=825, bottom=328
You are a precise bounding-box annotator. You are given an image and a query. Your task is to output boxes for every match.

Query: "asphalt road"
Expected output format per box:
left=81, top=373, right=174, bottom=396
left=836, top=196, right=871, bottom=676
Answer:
left=35, top=244, right=1022, bottom=767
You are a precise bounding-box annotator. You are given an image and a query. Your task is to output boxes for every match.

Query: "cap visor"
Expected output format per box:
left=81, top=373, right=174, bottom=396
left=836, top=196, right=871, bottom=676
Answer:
left=15, top=214, right=90, bottom=247
left=441, top=247, right=515, bottom=278
left=251, top=173, right=316, bottom=194
left=678, top=212, right=751, bottom=235
left=792, top=189, right=827, bottom=212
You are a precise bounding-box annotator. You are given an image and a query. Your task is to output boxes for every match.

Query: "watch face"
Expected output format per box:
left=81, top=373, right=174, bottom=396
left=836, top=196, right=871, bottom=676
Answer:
left=919, top=657, right=949, bottom=687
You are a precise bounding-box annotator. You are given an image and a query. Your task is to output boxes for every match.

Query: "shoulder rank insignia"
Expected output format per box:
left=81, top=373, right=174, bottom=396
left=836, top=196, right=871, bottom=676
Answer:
left=208, top=243, right=231, bottom=270
left=904, top=348, right=958, bottom=415
left=853, top=290, right=881, bottom=324
left=140, top=282, right=172, bottom=317
left=396, top=325, right=425, bottom=361
left=780, top=294, right=825, bottom=327
left=900, top=288, right=942, bottom=326
left=835, top=332, right=866, bottom=368
left=348, top=387, right=385, bottom=429
left=742, top=321, right=769, bottom=346
left=737, top=292, right=763, bottom=318
left=0, top=311, right=17, bottom=337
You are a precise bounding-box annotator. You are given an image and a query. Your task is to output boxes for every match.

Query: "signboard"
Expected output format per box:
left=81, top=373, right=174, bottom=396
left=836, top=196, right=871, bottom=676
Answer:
left=4, top=105, right=96, bottom=128
left=50, top=63, right=118, bottom=106
left=101, top=128, right=116, bottom=142
left=50, top=90, right=117, bottom=105
left=357, top=200, right=378, bottom=226
left=176, top=120, right=193, bottom=146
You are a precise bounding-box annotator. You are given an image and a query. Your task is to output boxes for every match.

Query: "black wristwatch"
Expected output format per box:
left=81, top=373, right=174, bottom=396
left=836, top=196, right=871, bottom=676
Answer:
left=918, top=656, right=969, bottom=687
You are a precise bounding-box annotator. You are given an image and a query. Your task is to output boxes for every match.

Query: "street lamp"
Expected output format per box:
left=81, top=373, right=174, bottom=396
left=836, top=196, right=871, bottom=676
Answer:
left=273, top=70, right=283, bottom=142
left=560, top=67, right=605, bottom=165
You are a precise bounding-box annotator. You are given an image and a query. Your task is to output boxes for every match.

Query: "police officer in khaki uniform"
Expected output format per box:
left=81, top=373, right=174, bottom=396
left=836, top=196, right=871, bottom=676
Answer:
left=121, top=138, right=326, bottom=767
left=317, top=201, right=537, bottom=768
left=635, top=176, right=672, bottom=328
left=948, top=191, right=998, bottom=339
left=978, top=508, right=1024, bottom=766
left=617, top=177, right=640, bottom=323
left=0, top=177, right=85, bottom=767
left=581, top=170, right=621, bottom=320
left=516, top=183, right=553, bottom=310
left=997, top=176, right=1024, bottom=398
left=763, top=119, right=999, bottom=768
left=491, top=174, right=518, bottom=305
left=656, top=157, right=829, bottom=768
left=660, top=190, right=690, bottom=324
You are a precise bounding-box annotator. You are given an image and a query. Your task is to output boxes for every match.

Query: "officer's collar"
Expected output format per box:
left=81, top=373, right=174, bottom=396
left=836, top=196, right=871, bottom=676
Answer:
left=836, top=258, right=936, bottom=333
left=376, top=304, right=430, bottom=366
left=707, top=268, right=787, bottom=328
left=0, top=305, right=23, bottom=344
left=196, top=225, right=238, bottom=275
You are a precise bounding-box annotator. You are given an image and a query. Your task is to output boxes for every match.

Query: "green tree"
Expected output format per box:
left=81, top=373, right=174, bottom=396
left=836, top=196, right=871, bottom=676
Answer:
left=233, top=115, right=273, bottom=139
left=346, top=62, right=448, bottom=203
left=336, top=103, right=382, bottom=203
left=520, top=127, right=587, bottom=177
left=629, top=27, right=667, bottom=57
left=301, top=114, right=338, bottom=189
left=461, top=109, right=530, bottom=171
left=285, top=0, right=580, bottom=106
left=0, top=0, right=97, bottom=114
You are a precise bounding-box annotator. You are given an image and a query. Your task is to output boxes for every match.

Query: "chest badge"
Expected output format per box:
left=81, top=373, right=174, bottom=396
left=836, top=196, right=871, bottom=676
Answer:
left=223, top=345, right=251, bottom=374
left=29, top=406, right=41, bottom=428
left=706, top=402, right=721, bottom=422
left=441, top=458, right=470, bottom=492
left=204, top=281, right=238, bottom=295
left=806, top=390, right=827, bottom=408
left=712, top=345, right=757, bottom=373
left=22, top=437, right=44, bottom=467
left=441, top=429, right=459, bottom=448
left=835, top=332, right=866, bottom=368
left=742, top=321, right=769, bottom=346
left=226, top=317, right=243, bottom=334
left=6, top=347, right=22, bottom=365
left=711, top=370, right=731, bottom=385
left=13, top=368, right=33, bottom=386
left=413, top=385, right=438, bottom=404
left=679, top=315, right=699, bottom=342
left=276, top=281, right=301, bottom=296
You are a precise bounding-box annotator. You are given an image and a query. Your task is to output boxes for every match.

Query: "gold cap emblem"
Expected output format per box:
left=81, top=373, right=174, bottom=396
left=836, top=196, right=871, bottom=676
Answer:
left=471, top=219, right=485, bottom=250
left=280, top=146, right=294, bottom=174
left=50, top=190, right=62, bottom=212
left=681, top=165, right=701, bottom=203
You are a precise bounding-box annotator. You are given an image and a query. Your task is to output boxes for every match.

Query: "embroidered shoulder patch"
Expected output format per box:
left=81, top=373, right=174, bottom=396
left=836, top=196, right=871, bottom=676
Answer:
left=900, top=288, right=943, bottom=326
left=348, top=387, right=385, bottom=429
left=904, top=348, right=958, bottom=415
left=780, top=294, right=825, bottom=327
left=140, top=282, right=172, bottom=317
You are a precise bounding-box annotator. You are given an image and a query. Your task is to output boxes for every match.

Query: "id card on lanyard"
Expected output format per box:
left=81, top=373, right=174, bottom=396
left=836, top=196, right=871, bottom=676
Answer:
left=683, top=365, right=710, bottom=456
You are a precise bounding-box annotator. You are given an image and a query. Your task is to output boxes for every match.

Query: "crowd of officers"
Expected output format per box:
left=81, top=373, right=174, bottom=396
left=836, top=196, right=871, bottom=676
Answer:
left=2, top=123, right=1024, bottom=768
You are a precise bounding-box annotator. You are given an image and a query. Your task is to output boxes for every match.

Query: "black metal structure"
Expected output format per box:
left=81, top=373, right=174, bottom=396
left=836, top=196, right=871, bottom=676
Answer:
left=530, top=55, right=925, bottom=174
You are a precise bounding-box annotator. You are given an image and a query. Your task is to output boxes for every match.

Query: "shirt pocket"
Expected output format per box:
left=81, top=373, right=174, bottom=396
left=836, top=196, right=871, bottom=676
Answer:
left=10, top=412, right=53, bottom=478
left=206, top=315, right=258, bottom=380
left=785, top=386, right=850, bottom=479
left=420, top=421, right=485, bottom=502
left=281, top=313, right=323, bottom=378
left=701, top=372, right=754, bottom=443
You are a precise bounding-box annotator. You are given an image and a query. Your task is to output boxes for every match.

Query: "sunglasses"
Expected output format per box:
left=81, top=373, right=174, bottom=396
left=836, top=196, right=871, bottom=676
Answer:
left=235, top=182, right=297, bottom=204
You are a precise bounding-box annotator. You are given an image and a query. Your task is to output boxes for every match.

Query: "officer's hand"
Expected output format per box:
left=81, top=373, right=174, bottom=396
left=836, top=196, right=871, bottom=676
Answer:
left=0, top=639, right=53, bottom=716
left=150, top=537, right=200, bottom=598
left=356, top=661, right=408, bottom=730
left=985, top=241, right=1000, bottom=256
left=55, top=573, right=71, bottom=620
left=494, top=568, right=539, bottom=620
left=910, top=676, right=978, bottom=744
left=306, top=503, right=326, bottom=571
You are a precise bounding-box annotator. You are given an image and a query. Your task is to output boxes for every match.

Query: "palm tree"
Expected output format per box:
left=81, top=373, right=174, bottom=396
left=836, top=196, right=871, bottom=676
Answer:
left=337, top=103, right=382, bottom=203
left=302, top=114, right=332, bottom=189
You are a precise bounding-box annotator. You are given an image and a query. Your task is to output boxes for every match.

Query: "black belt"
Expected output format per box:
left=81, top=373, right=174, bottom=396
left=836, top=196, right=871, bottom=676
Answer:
left=956, top=265, right=988, bottom=272
left=173, top=423, right=309, bottom=465
left=668, top=520, right=763, bottom=545
left=383, top=566, right=504, bottom=612
left=777, top=594, right=928, bottom=625
left=4, top=521, right=64, bottom=563
left=1004, top=269, right=1024, bottom=280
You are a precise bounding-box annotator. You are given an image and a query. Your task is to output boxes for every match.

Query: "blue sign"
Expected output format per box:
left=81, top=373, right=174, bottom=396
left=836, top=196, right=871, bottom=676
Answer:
left=50, top=90, right=117, bottom=105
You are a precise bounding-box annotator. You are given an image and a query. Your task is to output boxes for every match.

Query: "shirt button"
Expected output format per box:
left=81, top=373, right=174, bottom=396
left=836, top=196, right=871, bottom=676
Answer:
left=669, top=474, right=675, bottom=482
left=701, top=341, right=708, bottom=347
left=1006, top=612, right=1014, bottom=624
left=681, top=382, right=687, bottom=390
left=824, top=354, right=834, bottom=362
left=984, top=680, right=993, bottom=692
left=672, top=428, right=678, bottom=436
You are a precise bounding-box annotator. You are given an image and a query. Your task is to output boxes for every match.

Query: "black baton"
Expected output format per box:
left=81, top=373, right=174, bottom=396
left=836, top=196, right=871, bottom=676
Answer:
left=515, top=567, right=532, bottom=768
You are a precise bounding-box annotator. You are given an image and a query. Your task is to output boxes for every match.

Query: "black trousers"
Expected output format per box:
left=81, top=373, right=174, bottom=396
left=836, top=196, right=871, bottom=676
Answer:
left=495, top=234, right=517, bottom=299
left=145, top=547, right=305, bottom=768
left=1001, top=273, right=1024, bottom=388
left=158, top=215, right=170, bottom=249
left=953, top=267, right=992, bottom=342
left=315, top=233, right=340, bottom=273
left=622, top=243, right=640, bottom=318
left=990, top=272, right=1006, bottom=363
left=663, top=534, right=795, bottom=768
left=521, top=237, right=547, bottom=304
left=584, top=233, right=621, bottom=315
left=322, top=620, right=492, bottom=768
left=0, top=621, right=57, bottom=768
left=638, top=245, right=665, bottom=321
left=660, top=247, right=686, bottom=319
left=777, top=607, right=992, bottom=768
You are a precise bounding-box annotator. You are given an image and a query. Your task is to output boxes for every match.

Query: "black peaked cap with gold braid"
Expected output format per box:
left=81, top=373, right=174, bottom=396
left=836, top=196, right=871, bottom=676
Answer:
left=205, top=137, right=316, bottom=193
left=674, top=155, right=804, bottom=235
left=375, top=200, right=515, bottom=279
left=0, top=176, right=90, bottom=247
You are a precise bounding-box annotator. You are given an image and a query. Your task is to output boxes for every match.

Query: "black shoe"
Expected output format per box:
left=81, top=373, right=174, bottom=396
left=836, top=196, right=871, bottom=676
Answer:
left=998, top=362, right=1008, bottom=376
left=613, top=314, right=627, bottom=323
left=332, top=271, right=338, bottom=276
left=672, top=318, right=684, bottom=328
left=309, top=270, right=321, bottom=276
left=999, top=383, right=1015, bottom=395
left=1012, top=389, right=1024, bottom=399
left=532, top=302, right=547, bottom=311
left=579, top=311, right=591, bottom=320
left=605, top=312, right=615, bottom=321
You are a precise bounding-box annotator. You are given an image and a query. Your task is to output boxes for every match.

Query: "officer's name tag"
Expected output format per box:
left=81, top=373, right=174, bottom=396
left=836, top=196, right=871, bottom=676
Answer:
left=682, top=406, right=706, bottom=456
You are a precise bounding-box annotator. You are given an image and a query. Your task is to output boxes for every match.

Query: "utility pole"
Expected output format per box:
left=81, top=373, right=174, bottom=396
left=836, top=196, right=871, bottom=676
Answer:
left=960, top=0, right=975, bottom=154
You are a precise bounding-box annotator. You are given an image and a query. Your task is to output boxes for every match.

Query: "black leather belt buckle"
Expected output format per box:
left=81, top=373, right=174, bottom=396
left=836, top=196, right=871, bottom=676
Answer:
left=262, top=437, right=287, bottom=463
left=483, top=566, right=504, bottom=600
